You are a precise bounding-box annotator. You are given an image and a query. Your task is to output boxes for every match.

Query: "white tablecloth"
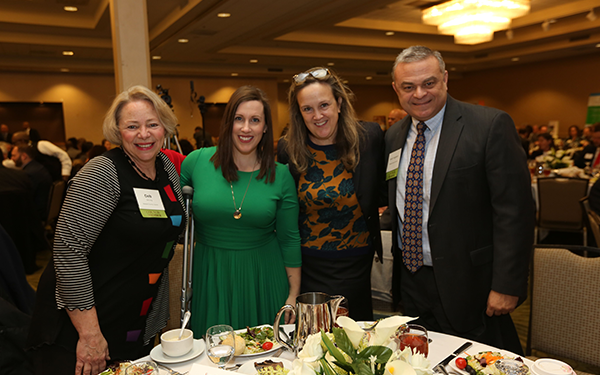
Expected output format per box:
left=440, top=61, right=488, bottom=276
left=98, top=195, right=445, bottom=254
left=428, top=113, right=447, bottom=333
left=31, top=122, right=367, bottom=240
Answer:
left=138, top=325, right=533, bottom=374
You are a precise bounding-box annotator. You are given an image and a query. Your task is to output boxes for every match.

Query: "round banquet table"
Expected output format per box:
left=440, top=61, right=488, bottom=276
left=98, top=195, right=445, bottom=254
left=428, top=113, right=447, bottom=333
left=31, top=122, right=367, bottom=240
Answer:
left=137, top=324, right=533, bottom=375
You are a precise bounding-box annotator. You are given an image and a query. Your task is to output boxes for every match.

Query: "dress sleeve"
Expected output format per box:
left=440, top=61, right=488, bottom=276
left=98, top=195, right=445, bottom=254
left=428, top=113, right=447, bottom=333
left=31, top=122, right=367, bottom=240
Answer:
left=275, top=164, right=301, bottom=267
left=37, top=140, right=73, bottom=177
left=54, top=156, right=120, bottom=310
left=180, top=149, right=202, bottom=189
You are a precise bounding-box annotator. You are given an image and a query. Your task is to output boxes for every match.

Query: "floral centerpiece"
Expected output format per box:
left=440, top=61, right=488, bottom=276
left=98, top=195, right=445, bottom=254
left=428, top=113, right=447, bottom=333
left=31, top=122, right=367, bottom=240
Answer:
left=535, top=149, right=572, bottom=169
left=289, top=316, right=432, bottom=375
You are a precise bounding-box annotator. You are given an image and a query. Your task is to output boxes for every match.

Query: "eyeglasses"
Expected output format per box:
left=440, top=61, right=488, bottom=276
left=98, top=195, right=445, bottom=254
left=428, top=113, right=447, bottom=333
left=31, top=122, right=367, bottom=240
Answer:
left=292, top=68, right=330, bottom=86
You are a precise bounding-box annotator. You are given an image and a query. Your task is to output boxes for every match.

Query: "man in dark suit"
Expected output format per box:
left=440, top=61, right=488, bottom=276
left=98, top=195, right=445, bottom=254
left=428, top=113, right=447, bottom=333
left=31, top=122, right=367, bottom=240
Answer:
left=385, top=46, right=534, bottom=354
left=573, top=123, right=600, bottom=169
left=11, top=144, right=52, bottom=221
left=0, top=124, right=12, bottom=143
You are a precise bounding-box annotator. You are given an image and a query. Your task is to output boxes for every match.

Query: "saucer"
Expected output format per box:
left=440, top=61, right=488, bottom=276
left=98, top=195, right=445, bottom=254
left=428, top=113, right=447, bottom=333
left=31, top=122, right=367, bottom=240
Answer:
left=150, top=339, right=206, bottom=364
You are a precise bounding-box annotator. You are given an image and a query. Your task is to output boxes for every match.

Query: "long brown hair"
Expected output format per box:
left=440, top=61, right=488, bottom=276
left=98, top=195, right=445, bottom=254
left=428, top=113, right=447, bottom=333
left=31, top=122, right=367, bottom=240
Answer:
left=286, top=67, right=364, bottom=173
left=211, top=85, right=276, bottom=183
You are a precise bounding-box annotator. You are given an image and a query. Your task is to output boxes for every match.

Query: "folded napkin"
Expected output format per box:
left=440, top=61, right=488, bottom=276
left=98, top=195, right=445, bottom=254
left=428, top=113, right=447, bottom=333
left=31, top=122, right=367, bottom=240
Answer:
left=553, top=166, right=588, bottom=178
left=190, top=363, right=232, bottom=375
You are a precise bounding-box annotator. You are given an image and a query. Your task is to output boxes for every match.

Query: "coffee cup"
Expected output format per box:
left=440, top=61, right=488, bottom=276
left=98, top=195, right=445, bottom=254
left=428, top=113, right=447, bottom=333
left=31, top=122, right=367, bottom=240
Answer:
left=160, top=328, right=193, bottom=357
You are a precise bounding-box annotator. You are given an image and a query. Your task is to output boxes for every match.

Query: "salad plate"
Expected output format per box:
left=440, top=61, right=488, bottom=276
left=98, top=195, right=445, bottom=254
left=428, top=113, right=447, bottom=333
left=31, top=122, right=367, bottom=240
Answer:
left=150, top=339, right=205, bottom=364
left=235, top=325, right=281, bottom=357
left=448, top=350, right=529, bottom=375
left=238, top=357, right=292, bottom=375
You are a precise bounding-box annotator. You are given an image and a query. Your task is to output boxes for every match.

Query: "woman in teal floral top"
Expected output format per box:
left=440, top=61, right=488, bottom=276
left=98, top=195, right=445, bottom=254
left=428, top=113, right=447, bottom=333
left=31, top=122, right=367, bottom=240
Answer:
left=277, top=67, right=386, bottom=320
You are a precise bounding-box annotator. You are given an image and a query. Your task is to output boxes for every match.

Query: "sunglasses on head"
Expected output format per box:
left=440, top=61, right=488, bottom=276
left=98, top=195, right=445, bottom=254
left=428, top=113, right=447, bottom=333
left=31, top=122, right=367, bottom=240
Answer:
left=293, top=68, right=330, bottom=86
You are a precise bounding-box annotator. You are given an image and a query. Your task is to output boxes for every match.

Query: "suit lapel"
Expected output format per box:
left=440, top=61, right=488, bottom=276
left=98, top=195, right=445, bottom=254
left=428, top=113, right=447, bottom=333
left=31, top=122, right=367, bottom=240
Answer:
left=430, top=96, right=464, bottom=213
left=387, top=117, right=411, bottom=218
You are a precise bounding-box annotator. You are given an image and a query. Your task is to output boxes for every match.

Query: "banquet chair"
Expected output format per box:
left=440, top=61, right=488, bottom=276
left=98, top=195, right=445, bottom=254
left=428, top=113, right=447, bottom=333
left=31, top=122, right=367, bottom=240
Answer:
left=44, top=179, right=66, bottom=233
left=579, top=197, right=600, bottom=249
left=526, top=246, right=600, bottom=375
left=534, top=177, right=589, bottom=245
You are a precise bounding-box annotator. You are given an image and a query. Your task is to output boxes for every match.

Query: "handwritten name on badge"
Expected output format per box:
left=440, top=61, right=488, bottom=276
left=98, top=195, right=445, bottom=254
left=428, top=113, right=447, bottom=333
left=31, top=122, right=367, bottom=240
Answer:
left=133, top=188, right=167, bottom=218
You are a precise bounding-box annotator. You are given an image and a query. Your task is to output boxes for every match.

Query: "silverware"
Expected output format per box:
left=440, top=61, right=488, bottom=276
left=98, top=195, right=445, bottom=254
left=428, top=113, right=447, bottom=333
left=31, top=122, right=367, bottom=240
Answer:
left=272, top=347, right=284, bottom=357
left=363, top=320, right=380, bottom=332
left=433, top=341, right=472, bottom=373
left=225, top=364, right=242, bottom=371
left=157, top=363, right=185, bottom=375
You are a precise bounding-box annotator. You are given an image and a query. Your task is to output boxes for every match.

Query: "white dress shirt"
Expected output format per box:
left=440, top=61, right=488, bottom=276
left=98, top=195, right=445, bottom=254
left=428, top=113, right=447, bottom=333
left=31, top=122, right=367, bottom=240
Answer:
left=396, top=105, right=446, bottom=266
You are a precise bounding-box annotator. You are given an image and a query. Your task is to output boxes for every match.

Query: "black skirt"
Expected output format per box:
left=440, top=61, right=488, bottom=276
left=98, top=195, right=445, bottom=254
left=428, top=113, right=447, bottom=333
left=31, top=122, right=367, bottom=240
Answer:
left=300, top=250, right=374, bottom=321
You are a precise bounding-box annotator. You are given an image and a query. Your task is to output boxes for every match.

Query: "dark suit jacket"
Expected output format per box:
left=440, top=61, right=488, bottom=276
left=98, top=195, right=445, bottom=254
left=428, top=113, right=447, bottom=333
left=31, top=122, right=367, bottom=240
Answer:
left=278, top=121, right=387, bottom=260
left=385, top=96, right=535, bottom=332
left=573, top=144, right=597, bottom=169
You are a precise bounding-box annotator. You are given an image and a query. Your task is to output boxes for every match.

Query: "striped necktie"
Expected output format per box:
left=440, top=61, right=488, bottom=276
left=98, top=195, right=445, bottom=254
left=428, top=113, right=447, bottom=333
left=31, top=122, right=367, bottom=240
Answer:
left=402, top=121, right=427, bottom=273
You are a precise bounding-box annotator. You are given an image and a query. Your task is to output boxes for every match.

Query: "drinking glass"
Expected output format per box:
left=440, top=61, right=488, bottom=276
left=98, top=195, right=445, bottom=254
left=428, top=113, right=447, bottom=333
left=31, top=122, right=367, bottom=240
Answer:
left=398, top=324, right=429, bottom=357
left=206, top=325, right=235, bottom=369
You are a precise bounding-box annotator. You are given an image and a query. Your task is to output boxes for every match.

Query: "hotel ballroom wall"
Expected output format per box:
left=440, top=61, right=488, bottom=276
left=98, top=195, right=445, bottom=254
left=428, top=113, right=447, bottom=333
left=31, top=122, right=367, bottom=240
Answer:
left=0, top=52, right=597, bottom=144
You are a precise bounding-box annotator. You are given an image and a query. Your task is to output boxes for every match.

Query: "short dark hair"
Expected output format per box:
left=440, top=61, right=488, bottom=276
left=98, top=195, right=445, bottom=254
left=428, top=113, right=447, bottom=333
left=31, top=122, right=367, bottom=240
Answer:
left=593, top=123, right=600, bottom=133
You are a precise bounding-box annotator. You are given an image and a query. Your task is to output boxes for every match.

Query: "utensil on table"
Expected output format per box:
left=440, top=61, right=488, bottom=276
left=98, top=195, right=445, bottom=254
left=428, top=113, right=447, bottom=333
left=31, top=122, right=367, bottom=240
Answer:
left=206, top=325, right=235, bottom=370
left=363, top=320, right=380, bottom=332
left=273, top=292, right=346, bottom=353
left=157, top=363, right=186, bottom=375
left=432, top=342, right=473, bottom=374
left=179, top=311, right=191, bottom=340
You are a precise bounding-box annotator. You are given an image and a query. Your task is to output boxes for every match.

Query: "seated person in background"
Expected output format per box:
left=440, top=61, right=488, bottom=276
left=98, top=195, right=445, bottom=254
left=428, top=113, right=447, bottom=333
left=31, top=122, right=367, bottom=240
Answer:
left=10, top=144, right=52, bottom=221
left=101, top=139, right=112, bottom=151
left=178, top=139, right=194, bottom=155
left=1, top=124, right=12, bottom=143
left=12, top=131, right=72, bottom=181
left=529, top=133, right=555, bottom=160
left=589, top=178, right=600, bottom=216
left=76, top=141, right=93, bottom=164
left=518, top=127, right=531, bottom=156
left=563, top=125, right=582, bottom=150
left=65, top=137, right=80, bottom=159
left=573, top=123, right=600, bottom=169
left=69, top=145, right=108, bottom=179
left=193, top=126, right=213, bottom=148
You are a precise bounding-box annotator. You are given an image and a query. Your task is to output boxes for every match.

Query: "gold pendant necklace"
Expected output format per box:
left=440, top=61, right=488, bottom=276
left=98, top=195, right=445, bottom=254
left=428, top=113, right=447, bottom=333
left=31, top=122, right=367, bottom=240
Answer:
left=230, top=167, right=256, bottom=219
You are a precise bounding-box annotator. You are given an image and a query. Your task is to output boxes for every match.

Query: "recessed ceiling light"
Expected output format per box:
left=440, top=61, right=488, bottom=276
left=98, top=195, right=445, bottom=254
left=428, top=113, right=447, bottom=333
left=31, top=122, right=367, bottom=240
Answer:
left=511, top=57, right=520, bottom=62
left=60, top=68, right=70, bottom=72
left=63, top=6, right=78, bottom=12
left=283, top=79, right=290, bottom=83
left=178, top=39, right=189, bottom=43
left=152, top=55, right=161, bottom=60
left=62, top=51, right=74, bottom=56
left=327, top=62, right=335, bottom=66
left=385, top=31, right=395, bottom=36
left=365, top=76, right=372, bottom=80
left=231, top=73, right=238, bottom=76
left=343, top=80, right=349, bottom=84
left=217, top=13, right=231, bottom=18
left=249, top=59, right=258, bottom=63
left=450, top=67, right=456, bottom=71
left=596, top=43, right=600, bottom=48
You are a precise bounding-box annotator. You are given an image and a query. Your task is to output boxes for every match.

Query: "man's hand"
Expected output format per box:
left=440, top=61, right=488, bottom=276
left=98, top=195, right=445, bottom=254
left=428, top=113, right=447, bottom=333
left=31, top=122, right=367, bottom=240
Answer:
left=75, top=333, right=110, bottom=375
left=486, top=290, right=519, bottom=317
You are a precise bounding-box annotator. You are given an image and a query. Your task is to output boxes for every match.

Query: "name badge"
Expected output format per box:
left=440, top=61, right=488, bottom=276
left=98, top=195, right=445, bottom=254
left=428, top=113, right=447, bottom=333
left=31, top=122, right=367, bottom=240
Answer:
left=133, top=188, right=167, bottom=218
left=584, top=153, right=594, bottom=160
left=386, top=149, right=402, bottom=180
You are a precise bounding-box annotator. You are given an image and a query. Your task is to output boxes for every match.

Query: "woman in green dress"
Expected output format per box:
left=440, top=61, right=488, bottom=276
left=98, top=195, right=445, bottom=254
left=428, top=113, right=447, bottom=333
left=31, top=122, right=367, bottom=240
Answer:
left=180, top=86, right=301, bottom=336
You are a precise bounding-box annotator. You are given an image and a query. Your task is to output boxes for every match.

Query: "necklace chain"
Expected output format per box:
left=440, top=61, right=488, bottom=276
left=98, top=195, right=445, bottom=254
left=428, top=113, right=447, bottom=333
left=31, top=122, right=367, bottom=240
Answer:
left=230, top=164, right=257, bottom=219
left=121, top=147, right=158, bottom=182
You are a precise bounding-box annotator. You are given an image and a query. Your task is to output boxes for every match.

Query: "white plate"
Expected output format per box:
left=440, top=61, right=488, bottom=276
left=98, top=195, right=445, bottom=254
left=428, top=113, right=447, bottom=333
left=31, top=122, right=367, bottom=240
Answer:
left=238, top=357, right=293, bottom=375
left=235, top=325, right=282, bottom=358
left=150, top=339, right=206, bottom=364
left=447, top=351, right=526, bottom=375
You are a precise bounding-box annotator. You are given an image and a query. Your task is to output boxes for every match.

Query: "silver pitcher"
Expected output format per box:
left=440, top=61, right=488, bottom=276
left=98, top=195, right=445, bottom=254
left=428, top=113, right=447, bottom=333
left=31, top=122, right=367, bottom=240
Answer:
left=273, top=292, right=345, bottom=353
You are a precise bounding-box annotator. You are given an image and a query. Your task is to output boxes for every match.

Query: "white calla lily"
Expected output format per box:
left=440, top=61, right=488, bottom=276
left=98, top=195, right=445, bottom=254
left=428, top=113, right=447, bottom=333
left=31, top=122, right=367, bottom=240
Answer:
left=385, top=360, right=417, bottom=375
left=336, top=316, right=365, bottom=348
left=297, top=333, right=324, bottom=362
left=289, top=358, right=321, bottom=375
left=373, top=316, right=417, bottom=346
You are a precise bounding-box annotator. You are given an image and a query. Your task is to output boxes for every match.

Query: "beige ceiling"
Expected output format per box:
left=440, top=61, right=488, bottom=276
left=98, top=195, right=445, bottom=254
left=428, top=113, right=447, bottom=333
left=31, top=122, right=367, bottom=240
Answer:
left=1, top=0, right=599, bottom=84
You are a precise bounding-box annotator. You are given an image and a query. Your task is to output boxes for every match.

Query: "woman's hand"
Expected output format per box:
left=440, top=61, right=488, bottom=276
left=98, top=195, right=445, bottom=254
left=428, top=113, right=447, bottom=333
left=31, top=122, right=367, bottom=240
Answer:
left=66, top=307, right=111, bottom=375
left=75, top=333, right=110, bottom=375
left=284, top=267, right=301, bottom=324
